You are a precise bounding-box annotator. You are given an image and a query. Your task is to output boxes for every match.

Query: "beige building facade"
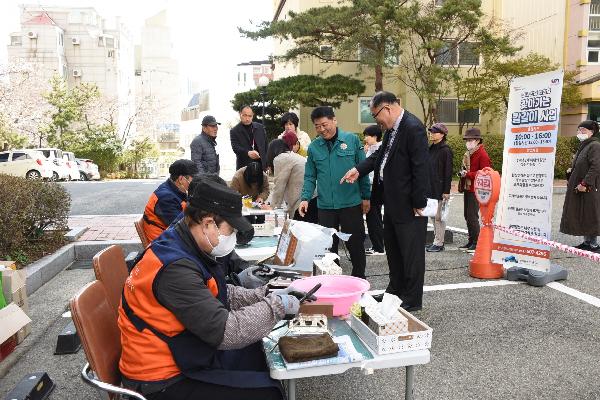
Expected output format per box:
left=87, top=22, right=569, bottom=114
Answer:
left=7, top=5, right=136, bottom=142
left=272, top=0, right=595, bottom=137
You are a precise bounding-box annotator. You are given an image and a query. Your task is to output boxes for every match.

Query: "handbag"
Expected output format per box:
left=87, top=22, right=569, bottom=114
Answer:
left=458, top=177, right=466, bottom=193
left=278, top=333, right=339, bottom=363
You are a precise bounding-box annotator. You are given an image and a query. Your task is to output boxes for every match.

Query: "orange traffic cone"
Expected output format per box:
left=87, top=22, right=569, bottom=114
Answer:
left=468, top=167, right=503, bottom=279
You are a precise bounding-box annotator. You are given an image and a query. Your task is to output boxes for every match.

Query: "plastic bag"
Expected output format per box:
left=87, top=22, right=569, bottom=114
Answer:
left=289, top=221, right=343, bottom=271
left=440, top=197, right=451, bottom=222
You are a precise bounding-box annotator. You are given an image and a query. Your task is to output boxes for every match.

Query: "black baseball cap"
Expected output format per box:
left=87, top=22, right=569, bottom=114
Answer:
left=201, top=115, right=221, bottom=126
left=188, top=176, right=252, bottom=232
left=169, top=159, right=198, bottom=178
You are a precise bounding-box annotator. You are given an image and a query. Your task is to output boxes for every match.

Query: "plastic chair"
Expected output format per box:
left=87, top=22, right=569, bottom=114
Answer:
left=134, top=217, right=150, bottom=248
left=92, top=245, right=129, bottom=317
left=70, top=280, right=147, bottom=400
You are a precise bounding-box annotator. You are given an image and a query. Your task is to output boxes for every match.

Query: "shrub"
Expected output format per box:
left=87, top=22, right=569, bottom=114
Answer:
left=445, top=134, right=578, bottom=179
left=0, top=174, right=70, bottom=259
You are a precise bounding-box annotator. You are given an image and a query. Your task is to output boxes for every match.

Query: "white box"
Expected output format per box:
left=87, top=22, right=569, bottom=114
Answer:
left=350, top=307, right=432, bottom=354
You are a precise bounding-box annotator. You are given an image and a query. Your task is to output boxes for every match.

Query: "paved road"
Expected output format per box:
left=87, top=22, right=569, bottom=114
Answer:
left=4, top=187, right=599, bottom=399
left=60, top=179, right=163, bottom=215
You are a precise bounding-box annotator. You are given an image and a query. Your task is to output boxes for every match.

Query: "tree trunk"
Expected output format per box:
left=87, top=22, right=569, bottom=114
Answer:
left=375, top=65, right=383, bottom=92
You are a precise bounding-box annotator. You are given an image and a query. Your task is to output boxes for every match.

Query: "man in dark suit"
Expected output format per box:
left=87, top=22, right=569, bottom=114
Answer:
left=230, top=106, right=268, bottom=170
left=341, top=91, right=429, bottom=311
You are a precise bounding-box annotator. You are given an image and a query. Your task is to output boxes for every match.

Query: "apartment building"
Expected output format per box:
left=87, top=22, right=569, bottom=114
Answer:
left=271, top=0, right=596, bottom=136
left=7, top=5, right=136, bottom=142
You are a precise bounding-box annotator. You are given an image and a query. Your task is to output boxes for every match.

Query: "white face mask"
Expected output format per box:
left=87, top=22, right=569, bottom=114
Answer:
left=210, top=231, right=238, bottom=258
left=465, top=141, right=478, bottom=151
left=577, top=133, right=590, bottom=142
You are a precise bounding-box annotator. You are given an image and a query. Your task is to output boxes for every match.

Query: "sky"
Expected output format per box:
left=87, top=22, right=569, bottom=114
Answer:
left=0, top=0, right=274, bottom=92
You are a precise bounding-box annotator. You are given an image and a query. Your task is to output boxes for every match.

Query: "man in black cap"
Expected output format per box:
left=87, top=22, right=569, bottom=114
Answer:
left=120, top=174, right=312, bottom=399
left=141, top=159, right=198, bottom=242
left=191, top=115, right=221, bottom=174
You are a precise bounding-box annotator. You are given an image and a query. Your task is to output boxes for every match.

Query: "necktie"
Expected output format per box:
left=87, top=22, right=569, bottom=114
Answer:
left=379, top=128, right=397, bottom=181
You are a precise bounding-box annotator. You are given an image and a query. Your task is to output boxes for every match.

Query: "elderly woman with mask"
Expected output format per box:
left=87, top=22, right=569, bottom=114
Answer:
left=560, top=120, right=600, bottom=252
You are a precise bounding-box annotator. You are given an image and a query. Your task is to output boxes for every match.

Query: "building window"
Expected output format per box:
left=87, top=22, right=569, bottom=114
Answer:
left=105, top=37, right=115, bottom=49
left=58, top=32, right=64, bottom=47
left=434, top=0, right=446, bottom=5
left=436, top=99, right=480, bottom=124
left=98, top=36, right=105, bottom=47
left=358, top=41, right=399, bottom=66
left=10, top=35, right=22, bottom=46
left=320, top=45, right=333, bottom=62
left=359, top=97, right=376, bottom=124
left=108, top=50, right=115, bottom=58
left=588, top=102, right=600, bottom=122
left=435, top=41, right=480, bottom=66
left=591, top=0, right=600, bottom=30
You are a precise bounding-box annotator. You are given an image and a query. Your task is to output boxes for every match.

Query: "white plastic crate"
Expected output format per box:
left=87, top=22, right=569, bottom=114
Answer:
left=350, top=307, right=432, bottom=355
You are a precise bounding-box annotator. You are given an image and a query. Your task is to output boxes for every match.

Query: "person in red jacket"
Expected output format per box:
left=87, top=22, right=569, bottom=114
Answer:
left=458, top=127, right=491, bottom=253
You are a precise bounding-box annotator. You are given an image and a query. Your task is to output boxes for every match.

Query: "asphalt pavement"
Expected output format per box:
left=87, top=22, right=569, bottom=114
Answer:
left=2, top=189, right=600, bottom=399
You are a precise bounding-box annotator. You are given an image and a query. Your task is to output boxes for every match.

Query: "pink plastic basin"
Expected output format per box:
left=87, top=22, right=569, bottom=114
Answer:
left=290, top=275, right=370, bottom=316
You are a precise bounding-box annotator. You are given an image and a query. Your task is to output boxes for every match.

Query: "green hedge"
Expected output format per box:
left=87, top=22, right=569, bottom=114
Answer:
left=445, top=134, right=579, bottom=179
left=0, top=174, right=70, bottom=260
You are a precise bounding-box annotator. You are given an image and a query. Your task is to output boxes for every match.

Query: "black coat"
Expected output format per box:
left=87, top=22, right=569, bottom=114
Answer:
left=356, top=110, right=430, bottom=224
left=427, top=140, right=453, bottom=200
left=230, top=122, right=267, bottom=170
left=190, top=132, right=220, bottom=174
left=560, top=138, right=600, bottom=236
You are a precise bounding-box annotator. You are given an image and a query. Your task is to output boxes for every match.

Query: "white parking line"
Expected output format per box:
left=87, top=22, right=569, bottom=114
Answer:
left=546, top=282, right=600, bottom=308
left=424, top=280, right=520, bottom=292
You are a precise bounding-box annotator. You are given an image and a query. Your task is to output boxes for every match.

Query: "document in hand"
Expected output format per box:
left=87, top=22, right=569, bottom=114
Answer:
left=416, top=198, right=438, bottom=217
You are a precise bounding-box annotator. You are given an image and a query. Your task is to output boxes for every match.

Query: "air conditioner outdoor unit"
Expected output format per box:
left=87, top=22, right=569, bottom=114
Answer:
left=27, top=32, right=37, bottom=39
left=73, top=69, right=82, bottom=77
left=72, top=37, right=80, bottom=45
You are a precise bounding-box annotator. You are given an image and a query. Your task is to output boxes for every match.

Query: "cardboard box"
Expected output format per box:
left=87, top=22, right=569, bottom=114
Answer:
left=350, top=307, right=432, bottom=355
left=1, top=268, right=28, bottom=311
left=274, top=220, right=298, bottom=266
left=0, top=260, right=17, bottom=270
left=0, top=303, right=32, bottom=353
left=1, top=269, right=31, bottom=343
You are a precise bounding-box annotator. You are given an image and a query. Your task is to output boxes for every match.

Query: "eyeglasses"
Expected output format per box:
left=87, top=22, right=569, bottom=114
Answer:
left=371, top=105, right=389, bottom=119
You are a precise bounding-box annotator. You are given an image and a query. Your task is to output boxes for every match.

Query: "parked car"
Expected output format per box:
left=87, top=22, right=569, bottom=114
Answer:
left=62, top=151, right=81, bottom=181
left=38, top=148, right=70, bottom=181
left=76, top=158, right=100, bottom=181
left=0, top=149, right=53, bottom=180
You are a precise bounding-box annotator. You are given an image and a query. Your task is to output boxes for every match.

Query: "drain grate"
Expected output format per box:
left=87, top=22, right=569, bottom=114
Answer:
left=66, top=260, right=93, bottom=270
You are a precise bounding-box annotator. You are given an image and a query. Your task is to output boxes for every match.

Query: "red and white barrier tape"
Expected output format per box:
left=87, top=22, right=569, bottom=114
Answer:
left=490, top=223, right=600, bottom=262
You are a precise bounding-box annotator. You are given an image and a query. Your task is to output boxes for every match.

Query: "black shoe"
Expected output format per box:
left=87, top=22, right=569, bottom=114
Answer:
left=426, top=244, right=444, bottom=252
left=575, top=242, right=592, bottom=251
left=466, top=243, right=477, bottom=253
left=590, top=245, right=600, bottom=253
left=402, top=304, right=422, bottom=312
left=459, top=242, right=472, bottom=251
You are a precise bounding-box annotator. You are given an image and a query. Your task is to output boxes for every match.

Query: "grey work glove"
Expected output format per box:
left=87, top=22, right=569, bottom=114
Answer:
left=275, top=294, right=300, bottom=320
left=272, top=286, right=317, bottom=302
left=237, top=266, right=269, bottom=289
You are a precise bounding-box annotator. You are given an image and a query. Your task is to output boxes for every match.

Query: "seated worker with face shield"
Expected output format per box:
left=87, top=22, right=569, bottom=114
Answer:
left=119, top=175, right=312, bottom=400
left=141, top=159, right=198, bottom=242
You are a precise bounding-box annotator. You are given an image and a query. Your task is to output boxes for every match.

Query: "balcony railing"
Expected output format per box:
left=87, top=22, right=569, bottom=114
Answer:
left=591, top=2, right=600, bottom=16
left=591, top=15, right=600, bottom=31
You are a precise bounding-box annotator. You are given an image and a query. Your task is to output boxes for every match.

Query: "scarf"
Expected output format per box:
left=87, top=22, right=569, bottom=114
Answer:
left=462, top=144, right=481, bottom=190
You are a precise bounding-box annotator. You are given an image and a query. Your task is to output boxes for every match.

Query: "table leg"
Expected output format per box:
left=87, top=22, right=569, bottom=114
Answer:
left=287, top=379, right=296, bottom=400
left=405, top=365, right=415, bottom=400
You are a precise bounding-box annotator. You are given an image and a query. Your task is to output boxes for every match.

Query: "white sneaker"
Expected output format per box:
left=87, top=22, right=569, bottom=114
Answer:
left=365, top=247, right=385, bottom=256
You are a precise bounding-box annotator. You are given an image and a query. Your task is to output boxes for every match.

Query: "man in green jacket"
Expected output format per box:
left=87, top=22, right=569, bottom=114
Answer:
left=298, top=106, right=370, bottom=279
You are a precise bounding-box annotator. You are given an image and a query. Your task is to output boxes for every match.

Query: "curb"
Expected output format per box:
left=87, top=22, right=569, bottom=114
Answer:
left=0, top=240, right=143, bottom=379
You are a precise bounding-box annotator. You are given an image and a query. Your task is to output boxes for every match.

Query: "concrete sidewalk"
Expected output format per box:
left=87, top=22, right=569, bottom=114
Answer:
left=67, top=180, right=568, bottom=242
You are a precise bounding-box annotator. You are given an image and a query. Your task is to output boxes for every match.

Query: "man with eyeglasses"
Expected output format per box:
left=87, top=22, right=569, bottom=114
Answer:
left=298, top=106, right=370, bottom=279
left=142, top=159, right=199, bottom=242
left=230, top=105, right=268, bottom=170
left=341, top=92, right=429, bottom=312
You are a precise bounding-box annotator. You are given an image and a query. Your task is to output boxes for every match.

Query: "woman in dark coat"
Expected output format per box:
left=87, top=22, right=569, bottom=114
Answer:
left=560, top=120, right=600, bottom=251
left=426, top=123, right=453, bottom=252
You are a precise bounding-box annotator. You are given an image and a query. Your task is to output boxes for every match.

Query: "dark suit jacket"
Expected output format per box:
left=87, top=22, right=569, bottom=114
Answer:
left=356, top=110, right=430, bottom=224
left=230, top=122, right=267, bottom=170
